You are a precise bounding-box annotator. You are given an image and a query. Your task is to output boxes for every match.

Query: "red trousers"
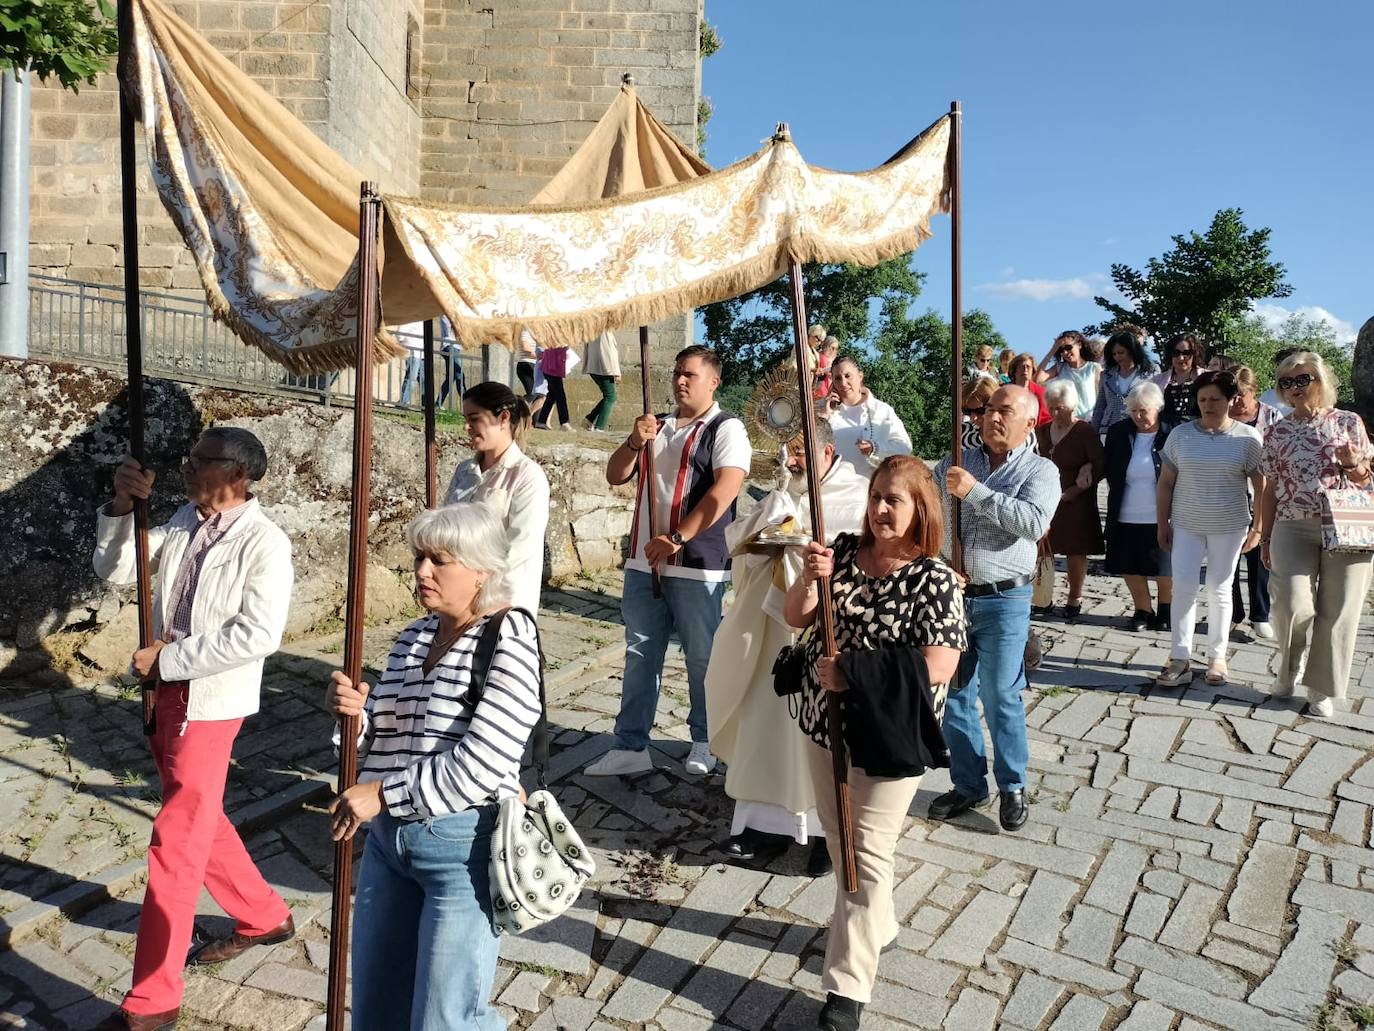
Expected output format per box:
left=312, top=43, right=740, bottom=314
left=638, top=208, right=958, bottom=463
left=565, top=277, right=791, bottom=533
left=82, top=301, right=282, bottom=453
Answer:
left=123, top=687, right=290, bottom=1015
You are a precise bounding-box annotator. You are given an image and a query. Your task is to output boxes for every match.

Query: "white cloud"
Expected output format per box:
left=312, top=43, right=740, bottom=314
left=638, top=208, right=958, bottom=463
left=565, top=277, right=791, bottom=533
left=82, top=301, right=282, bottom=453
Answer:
left=979, top=274, right=1106, bottom=302
left=1250, top=303, right=1357, bottom=346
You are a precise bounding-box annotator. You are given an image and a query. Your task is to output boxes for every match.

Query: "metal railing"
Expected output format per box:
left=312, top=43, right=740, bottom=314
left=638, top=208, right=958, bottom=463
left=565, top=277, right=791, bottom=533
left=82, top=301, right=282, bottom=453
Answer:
left=26, top=274, right=511, bottom=410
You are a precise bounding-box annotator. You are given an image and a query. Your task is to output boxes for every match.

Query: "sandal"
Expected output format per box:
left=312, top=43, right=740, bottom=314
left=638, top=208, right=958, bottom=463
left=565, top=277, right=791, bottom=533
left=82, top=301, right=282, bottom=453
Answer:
left=1154, top=659, right=1193, bottom=688
left=1205, top=661, right=1228, bottom=686
left=1063, top=600, right=1082, bottom=624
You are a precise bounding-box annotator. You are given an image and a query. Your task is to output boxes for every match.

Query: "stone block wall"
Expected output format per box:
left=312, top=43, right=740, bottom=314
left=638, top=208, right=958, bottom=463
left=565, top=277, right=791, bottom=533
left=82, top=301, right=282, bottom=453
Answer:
left=0, top=357, right=640, bottom=679
left=29, top=0, right=423, bottom=292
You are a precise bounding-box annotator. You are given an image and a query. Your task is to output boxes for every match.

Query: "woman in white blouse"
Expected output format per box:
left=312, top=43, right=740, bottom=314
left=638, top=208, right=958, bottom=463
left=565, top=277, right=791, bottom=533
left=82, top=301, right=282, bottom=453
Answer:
left=445, top=382, right=550, bottom=614
left=825, top=356, right=912, bottom=477
left=326, top=503, right=541, bottom=1029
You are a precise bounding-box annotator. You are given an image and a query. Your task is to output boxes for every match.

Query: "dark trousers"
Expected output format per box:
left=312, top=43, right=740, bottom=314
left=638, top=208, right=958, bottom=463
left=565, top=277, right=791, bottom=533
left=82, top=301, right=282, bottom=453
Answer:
left=534, top=374, right=568, bottom=427
left=1232, top=544, right=1271, bottom=623
left=516, top=360, right=536, bottom=397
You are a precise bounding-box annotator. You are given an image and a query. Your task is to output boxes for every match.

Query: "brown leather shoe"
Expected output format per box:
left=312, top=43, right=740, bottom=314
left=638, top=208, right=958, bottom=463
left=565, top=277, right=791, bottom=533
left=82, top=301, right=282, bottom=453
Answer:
left=93, top=1007, right=179, bottom=1030
left=188, top=914, right=294, bottom=966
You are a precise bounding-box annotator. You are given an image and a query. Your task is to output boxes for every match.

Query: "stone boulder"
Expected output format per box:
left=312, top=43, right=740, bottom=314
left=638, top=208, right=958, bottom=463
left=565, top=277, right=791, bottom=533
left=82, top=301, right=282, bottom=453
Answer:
left=1354, top=317, right=1374, bottom=429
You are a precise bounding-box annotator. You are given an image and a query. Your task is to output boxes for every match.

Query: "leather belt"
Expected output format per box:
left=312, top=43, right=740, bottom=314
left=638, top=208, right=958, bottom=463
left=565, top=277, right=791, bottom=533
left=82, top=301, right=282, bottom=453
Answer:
left=964, top=573, right=1033, bottom=598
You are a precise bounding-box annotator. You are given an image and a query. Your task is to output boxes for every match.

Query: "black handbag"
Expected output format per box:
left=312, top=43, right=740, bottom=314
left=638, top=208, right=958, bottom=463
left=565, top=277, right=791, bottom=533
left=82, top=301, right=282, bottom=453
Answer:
left=772, top=626, right=813, bottom=699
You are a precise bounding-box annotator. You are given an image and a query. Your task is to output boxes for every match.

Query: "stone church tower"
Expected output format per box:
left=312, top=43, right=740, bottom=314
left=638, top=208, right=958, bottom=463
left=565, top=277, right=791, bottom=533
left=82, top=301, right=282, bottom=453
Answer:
left=28, top=0, right=702, bottom=371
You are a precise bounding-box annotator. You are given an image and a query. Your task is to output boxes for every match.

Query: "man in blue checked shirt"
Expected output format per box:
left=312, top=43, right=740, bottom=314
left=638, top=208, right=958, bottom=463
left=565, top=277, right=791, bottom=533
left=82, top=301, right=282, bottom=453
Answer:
left=933, top=384, right=1061, bottom=833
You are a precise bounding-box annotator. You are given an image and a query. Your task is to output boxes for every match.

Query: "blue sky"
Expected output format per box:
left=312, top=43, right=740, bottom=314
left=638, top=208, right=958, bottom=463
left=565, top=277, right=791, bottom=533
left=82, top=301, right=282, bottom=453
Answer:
left=699, top=1, right=1371, bottom=352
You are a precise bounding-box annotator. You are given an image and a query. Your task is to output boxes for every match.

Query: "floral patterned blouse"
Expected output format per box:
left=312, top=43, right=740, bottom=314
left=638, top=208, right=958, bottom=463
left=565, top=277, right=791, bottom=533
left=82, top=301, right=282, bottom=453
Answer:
left=1261, top=410, right=1374, bottom=521
left=798, top=533, right=967, bottom=749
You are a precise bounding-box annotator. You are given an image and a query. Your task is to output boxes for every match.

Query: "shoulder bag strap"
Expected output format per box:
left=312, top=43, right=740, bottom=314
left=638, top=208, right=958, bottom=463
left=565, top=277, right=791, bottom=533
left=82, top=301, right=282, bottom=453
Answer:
left=464, top=606, right=551, bottom=787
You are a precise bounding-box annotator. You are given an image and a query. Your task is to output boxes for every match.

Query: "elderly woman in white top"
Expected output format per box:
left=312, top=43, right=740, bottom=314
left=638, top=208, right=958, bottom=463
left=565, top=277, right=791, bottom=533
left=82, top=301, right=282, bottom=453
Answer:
left=1260, top=352, right=1374, bottom=719
left=825, top=356, right=912, bottom=477
left=327, top=503, right=540, bottom=1029
left=1154, top=371, right=1264, bottom=689
left=446, top=381, right=550, bottom=614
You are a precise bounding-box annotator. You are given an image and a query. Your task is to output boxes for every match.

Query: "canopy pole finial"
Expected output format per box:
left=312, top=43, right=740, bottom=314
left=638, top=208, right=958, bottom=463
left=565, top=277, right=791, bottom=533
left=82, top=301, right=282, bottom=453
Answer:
left=772, top=122, right=791, bottom=142
left=621, top=72, right=635, bottom=87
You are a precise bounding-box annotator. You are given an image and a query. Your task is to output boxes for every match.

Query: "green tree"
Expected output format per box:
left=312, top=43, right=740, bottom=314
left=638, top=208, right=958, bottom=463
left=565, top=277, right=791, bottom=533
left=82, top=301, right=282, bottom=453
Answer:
left=1091, top=208, right=1293, bottom=345
left=0, top=0, right=117, bottom=92
left=702, top=256, right=1005, bottom=458
left=702, top=257, right=926, bottom=413
left=1223, top=312, right=1353, bottom=403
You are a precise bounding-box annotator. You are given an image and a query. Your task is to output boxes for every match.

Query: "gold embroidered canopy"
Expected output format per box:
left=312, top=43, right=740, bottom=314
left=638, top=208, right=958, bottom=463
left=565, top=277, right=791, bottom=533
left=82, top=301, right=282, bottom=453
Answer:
left=129, top=0, right=952, bottom=373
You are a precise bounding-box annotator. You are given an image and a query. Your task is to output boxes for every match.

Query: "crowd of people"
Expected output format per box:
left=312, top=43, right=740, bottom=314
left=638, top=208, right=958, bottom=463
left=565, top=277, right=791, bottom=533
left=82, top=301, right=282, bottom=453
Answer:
left=90, top=328, right=1370, bottom=1030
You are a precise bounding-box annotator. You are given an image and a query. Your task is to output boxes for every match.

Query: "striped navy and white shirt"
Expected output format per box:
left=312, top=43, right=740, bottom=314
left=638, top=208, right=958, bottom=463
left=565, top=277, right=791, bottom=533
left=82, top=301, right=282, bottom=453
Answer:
left=357, top=610, right=541, bottom=820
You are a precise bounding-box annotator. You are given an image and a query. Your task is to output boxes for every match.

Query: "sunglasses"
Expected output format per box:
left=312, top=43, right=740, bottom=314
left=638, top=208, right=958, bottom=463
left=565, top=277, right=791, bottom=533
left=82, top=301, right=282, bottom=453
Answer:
left=1278, top=373, right=1315, bottom=391
left=1173, top=349, right=1195, bottom=358
left=962, top=406, right=986, bottom=416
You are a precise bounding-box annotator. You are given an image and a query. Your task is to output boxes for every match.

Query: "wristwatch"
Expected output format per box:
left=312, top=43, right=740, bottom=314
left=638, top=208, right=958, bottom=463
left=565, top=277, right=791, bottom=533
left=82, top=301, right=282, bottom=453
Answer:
left=668, top=531, right=685, bottom=546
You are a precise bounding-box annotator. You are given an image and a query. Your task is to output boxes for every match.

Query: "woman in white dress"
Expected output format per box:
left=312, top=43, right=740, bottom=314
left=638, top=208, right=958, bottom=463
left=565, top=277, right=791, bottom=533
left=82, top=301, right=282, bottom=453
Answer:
left=445, top=382, right=550, bottom=615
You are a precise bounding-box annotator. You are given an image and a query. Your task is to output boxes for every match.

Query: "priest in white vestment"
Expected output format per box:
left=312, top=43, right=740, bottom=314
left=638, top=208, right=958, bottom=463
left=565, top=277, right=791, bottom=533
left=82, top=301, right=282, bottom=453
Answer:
left=706, top=420, right=868, bottom=874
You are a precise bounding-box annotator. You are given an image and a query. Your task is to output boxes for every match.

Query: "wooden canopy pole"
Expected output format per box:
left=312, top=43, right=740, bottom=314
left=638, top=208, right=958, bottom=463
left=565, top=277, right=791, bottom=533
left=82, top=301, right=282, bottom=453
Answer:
left=423, top=319, right=438, bottom=507
left=117, top=0, right=156, bottom=736
left=638, top=325, right=661, bottom=598
left=785, top=259, right=858, bottom=893
left=948, top=101, right=965, bottom=575
left=327, top=181, right=381, bottom=1031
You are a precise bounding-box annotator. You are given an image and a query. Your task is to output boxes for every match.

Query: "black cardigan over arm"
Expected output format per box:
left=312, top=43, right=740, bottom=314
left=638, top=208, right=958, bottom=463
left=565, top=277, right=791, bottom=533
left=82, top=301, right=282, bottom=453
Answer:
left=836, top=646, right=949, bottom=778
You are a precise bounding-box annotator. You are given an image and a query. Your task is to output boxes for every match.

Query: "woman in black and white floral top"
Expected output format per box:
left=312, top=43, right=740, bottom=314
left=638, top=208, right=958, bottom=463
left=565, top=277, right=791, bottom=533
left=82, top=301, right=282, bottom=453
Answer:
left=784, top=455, right=965, bottom=1031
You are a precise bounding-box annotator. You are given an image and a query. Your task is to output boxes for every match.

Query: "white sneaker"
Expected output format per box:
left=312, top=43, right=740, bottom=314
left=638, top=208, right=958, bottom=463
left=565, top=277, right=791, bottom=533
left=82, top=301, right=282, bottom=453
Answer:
left=561, top=422, right=577, bottom=433
left=1304, top=696, right=1334, bottom=719
left=684, top=742, right=717, bottom=776
left=585, top=748, right=653, bottom=776
left=1251, top=621, right=1275, bottom=640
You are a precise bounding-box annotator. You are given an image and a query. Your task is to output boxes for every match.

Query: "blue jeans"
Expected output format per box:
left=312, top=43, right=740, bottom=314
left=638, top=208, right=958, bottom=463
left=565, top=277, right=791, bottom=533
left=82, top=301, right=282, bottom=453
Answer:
left=613, top=569, right=724, bottom=751
left=352, top=807, right=504, bottom=1030
left=944, top=583, right=1031, bottom=798
left=399, top=355, right=422, bottom=406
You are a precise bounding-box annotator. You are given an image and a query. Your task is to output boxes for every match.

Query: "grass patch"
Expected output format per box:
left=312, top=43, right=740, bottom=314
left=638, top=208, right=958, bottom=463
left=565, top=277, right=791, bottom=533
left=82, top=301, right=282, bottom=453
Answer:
left=1052, top=799, right=1071, bottom=813
left=1348, top=1003, right=1374, bottom=1028
left=515, top=961, right=560, bottom=978
left=1038, top=685, right=1078, bottom=699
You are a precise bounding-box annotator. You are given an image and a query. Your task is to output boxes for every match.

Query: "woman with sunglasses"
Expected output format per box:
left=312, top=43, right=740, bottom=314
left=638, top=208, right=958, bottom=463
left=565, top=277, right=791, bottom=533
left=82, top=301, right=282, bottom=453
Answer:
left=1035, top=331, right=1099, bottom=421
left=1259, top=353, right=1374, bottom=719
left=1154, top=371, right=1264, bottom=688
left=1151, top=333, right=1206, bottom=425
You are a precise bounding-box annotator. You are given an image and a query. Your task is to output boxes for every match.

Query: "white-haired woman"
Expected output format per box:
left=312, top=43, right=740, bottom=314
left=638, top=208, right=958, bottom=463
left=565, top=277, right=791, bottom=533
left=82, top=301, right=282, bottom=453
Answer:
left=1103, top=381, right=1174, bottom=631
left=326, top=503, right=541, bottom=1029
left=825, top=356, right=913, bottom=477
left=1155, top=371, right=1264, bottom=688
left=1035, top=379, right=1104, bottom=621
left=1260, top=352, right=1374, bottom=718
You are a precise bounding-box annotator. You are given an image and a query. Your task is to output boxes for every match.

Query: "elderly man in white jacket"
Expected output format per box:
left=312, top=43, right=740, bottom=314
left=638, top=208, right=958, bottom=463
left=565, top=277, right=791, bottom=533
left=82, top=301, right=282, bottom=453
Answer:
left=93, top=427, right=294, bottom=1031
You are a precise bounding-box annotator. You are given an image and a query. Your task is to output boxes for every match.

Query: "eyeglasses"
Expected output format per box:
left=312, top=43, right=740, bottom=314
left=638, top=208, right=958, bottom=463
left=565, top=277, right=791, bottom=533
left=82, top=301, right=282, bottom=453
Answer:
left=182, top=455, right=238, bottom=472
left=1278, top=373, right=1315, bottom=391
left=962, top=406, right=986, bottom=416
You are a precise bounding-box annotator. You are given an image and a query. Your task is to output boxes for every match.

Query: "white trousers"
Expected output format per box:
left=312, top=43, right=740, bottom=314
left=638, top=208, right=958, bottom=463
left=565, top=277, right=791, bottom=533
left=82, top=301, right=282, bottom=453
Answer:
left=1170, top=527, right=1247, bottom=664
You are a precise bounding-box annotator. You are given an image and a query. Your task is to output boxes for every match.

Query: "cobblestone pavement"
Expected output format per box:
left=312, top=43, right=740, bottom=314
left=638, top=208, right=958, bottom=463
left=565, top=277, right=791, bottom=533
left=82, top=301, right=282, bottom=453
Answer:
left=4, top=568, right=1374, bottom=1031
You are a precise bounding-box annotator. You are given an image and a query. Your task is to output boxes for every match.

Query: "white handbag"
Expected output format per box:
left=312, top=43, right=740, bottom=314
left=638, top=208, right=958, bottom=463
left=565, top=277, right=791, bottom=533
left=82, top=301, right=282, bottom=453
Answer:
left=465, top=608, right=596, bottom=936
left=489, top=789, right=595, bottom=935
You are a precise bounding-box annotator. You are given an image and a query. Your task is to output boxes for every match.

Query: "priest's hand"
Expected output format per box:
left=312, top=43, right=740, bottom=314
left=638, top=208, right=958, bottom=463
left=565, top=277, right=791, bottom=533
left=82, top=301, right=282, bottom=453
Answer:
left=802, top=541, right=833, bottom=585
left=817, top=654, right=848, bottom=693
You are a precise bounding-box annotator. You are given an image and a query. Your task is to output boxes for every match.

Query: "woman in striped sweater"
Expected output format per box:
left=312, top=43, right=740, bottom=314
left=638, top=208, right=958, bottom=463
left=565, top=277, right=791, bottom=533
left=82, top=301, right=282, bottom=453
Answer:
left=326, top=503, right=541, bottom=1029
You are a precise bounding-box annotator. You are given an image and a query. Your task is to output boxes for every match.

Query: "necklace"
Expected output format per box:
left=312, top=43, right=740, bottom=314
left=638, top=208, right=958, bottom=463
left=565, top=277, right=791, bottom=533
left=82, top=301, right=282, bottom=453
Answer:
left=424, top=613, right=482, bottom=674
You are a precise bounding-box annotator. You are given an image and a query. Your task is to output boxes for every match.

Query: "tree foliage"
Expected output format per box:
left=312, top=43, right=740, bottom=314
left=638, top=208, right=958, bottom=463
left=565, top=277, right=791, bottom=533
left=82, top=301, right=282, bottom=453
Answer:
left=702, top=257, right=1005, bottom=458
left=1222, top=313, right=1353, bottom=404
left=0, top=0, right=117, bottom=92
left=1091, top=208, right=1293, bottom=345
